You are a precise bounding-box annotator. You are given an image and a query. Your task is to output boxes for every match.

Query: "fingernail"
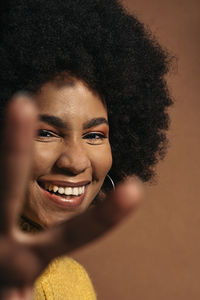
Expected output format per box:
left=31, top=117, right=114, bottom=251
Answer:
left=116, top=177, right=145, bottom=204
left=12, top=90, right=34, bottom=98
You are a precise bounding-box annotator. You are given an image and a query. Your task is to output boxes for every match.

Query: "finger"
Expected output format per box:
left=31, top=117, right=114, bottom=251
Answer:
left=0, top=94, right=37, bottom=233
left=0, top=238, right=42, bottom=288
left=96, top=176, right=144, bottom=224
left=27, top=178, right=144, bottom=263
left=0, top=288, right=33, bottom=300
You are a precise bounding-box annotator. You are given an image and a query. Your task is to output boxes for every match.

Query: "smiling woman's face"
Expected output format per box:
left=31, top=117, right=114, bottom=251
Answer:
left=23, top=78, right=112, bottom=228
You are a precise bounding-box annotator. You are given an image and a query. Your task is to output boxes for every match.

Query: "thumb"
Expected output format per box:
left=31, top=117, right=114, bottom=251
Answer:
left=97, top=176, right=144, bottom=226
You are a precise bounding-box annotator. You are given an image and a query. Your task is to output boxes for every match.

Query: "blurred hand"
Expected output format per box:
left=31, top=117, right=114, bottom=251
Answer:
left=0, top=95, right=144, bottom=299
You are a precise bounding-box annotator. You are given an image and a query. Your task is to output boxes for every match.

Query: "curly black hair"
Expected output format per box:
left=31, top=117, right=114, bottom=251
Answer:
left=0, top=0, right=172, bottom=183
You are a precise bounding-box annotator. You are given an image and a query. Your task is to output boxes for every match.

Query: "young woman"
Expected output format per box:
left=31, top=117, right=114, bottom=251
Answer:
left=0, top=0, right=172, bottom=298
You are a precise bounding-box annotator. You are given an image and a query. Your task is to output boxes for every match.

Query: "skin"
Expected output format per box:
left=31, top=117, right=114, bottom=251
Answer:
left=23, top=78, right=112, bottom=228
left=0, top=87, right=143, bottom=299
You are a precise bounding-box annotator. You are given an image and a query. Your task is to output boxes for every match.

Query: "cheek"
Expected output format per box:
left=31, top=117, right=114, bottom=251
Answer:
left=89, top=144, right=112, bottom=179
left=32, top=143, right=59, bottom=178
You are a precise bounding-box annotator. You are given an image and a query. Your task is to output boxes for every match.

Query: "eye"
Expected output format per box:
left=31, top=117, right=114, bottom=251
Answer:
left=35, top=129, right=60, bottom=142
left=83, top=132, right=107, bottom=145
left=38, top=129, right=55, bottom=137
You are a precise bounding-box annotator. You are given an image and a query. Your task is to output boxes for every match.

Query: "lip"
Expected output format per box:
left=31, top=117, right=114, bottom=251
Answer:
left=37, top=181, right=90, bottom=209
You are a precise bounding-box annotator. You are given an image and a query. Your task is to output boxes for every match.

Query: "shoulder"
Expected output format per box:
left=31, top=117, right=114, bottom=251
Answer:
left=34, top=256, right=97, bottom=300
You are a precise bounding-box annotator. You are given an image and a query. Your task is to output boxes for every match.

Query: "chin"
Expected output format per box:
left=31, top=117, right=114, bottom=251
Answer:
left=24, top=180, right=102, bottom=229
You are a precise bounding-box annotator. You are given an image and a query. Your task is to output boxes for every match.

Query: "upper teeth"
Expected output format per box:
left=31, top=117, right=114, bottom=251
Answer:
left=45, top=184, right=85, bottom=196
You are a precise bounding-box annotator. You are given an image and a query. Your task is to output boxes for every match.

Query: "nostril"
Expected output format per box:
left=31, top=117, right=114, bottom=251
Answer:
left=55, top=152, right=91, bottom=175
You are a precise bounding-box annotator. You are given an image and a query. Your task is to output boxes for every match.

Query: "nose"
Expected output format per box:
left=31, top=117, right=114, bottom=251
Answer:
left=55, top=140, right=91, bottom=175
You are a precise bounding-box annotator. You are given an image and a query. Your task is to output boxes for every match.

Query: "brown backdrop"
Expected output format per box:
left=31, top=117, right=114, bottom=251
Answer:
left=73, top=1, right=200, bottom=299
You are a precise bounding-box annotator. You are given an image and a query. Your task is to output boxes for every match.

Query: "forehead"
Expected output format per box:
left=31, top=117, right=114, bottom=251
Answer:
left=35, top=78, right=108, bottom=121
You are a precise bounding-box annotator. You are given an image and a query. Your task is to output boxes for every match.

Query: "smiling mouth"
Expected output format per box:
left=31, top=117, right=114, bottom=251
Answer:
left=41, top=182, right=85, bottom=197
left=38, top=181, right=90, bottom=208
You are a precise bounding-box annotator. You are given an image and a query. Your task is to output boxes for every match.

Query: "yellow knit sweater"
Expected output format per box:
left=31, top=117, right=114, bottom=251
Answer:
left=34, top=256, right=97, bottom=300
left=20, top=216, right=97, bottom=299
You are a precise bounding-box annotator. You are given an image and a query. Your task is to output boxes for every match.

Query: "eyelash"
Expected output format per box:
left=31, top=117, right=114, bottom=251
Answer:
left=37, top=129, right=58, bottom=138
left=82, top=132, right=106, bottom=140
left=37, top=130, right=107, bottom=141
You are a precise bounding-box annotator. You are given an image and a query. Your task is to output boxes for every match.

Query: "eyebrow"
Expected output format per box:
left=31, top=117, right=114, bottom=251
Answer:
left=83, top=118, right=109, bottom=129
left=39, top=114, right=67, bottom=129
left=39, top=114, right=108, bottom=129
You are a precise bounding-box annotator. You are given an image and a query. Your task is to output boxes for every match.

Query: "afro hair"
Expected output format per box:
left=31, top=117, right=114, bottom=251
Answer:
left=0, top=0, right=173, bottom=183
